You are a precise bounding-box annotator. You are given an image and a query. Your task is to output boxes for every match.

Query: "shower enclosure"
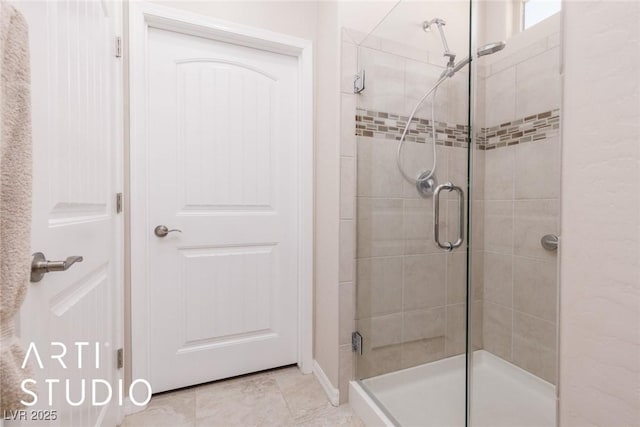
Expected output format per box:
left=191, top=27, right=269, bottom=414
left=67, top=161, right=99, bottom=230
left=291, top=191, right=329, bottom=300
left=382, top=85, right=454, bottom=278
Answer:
left=343, top=1, right=561, bottom=425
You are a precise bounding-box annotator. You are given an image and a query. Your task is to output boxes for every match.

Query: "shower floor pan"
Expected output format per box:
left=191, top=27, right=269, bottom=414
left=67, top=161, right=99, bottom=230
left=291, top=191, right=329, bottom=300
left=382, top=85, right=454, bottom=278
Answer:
left=350, top=350, right=556, bottom=427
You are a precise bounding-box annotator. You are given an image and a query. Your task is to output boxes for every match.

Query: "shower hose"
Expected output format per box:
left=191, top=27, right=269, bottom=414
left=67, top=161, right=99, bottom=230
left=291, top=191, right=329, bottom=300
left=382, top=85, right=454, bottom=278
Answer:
left=396, top=75, right=448, bottom=184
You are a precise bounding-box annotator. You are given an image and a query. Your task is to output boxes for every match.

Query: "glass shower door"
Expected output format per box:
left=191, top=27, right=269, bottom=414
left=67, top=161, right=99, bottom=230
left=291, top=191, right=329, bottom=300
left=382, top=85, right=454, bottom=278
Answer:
left=348, top=2, right=474, bottom=425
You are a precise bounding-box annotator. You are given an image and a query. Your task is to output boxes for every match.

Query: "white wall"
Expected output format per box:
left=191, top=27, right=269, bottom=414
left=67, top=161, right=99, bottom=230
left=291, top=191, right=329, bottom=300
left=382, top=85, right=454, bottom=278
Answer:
left=560, top=1, right=640, bottom=425
left=314, top=0, right=341, bottom=387
left=337, top=0, right=397, bottom=37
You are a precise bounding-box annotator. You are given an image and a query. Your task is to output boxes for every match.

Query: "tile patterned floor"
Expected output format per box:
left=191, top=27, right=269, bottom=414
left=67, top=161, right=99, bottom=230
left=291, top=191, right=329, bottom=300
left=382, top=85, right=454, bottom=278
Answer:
left=120, top=366, right=364, bottom=427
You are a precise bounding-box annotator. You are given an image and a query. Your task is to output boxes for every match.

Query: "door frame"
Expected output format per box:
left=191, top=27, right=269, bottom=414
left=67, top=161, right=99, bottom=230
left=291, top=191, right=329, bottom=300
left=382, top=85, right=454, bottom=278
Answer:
left=128, top=1, right=314, bottom=388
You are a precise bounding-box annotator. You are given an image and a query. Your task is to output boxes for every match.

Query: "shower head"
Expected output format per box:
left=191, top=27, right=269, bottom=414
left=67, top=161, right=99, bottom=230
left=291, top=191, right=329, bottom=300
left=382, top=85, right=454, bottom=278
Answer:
left=477, top=41, right=506, bottom=57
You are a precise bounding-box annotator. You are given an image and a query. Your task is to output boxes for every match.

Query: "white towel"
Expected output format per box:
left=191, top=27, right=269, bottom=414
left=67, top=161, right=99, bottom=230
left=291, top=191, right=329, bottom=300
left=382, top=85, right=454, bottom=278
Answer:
left=0, top=1, right=35, bottom=411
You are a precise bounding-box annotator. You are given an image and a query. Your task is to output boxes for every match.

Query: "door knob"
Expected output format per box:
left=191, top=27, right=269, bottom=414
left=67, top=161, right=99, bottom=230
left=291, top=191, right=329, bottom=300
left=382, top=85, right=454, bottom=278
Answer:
left=30, top=252, right=84, bottom=283
left=154, top=225, right=182, bottom=238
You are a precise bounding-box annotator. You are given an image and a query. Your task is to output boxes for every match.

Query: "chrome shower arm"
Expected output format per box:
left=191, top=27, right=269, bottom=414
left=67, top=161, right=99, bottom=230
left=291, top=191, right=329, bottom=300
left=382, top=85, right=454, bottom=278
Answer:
left=435, top=22, right=454, bottom=59
left=423, top=18, right=456, bottom=60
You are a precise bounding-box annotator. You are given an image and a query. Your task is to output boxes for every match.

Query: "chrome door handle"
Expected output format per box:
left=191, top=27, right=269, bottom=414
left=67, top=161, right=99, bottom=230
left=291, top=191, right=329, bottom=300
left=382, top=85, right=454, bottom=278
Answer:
left=433, top=182, right=465, bottom=252
left=154, top=225, right=182, bottom=238
left=30, top=252, right=84, bottom=283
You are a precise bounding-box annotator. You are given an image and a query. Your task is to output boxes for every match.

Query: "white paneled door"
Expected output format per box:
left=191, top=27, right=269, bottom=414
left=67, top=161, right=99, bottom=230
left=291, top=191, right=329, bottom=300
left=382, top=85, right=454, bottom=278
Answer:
left=14, top=1, right=122, bottom=426
left=142, top=28, right=300, bottom=392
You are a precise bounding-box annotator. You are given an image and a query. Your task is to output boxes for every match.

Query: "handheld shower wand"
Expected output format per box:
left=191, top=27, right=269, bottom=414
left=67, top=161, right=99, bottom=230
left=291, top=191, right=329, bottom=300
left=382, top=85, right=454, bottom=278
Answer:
left=440, top=41, right=507, bottom=78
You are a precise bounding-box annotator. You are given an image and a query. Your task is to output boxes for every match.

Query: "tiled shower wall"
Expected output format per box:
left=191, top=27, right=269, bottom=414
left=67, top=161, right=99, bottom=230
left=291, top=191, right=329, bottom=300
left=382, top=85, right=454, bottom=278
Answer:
left=478, top=25, right=561, bottom=384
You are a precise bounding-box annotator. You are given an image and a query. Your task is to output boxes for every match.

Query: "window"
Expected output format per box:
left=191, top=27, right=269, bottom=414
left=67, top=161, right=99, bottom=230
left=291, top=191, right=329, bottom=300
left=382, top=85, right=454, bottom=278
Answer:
left=522, top=0, right=562, bottom=30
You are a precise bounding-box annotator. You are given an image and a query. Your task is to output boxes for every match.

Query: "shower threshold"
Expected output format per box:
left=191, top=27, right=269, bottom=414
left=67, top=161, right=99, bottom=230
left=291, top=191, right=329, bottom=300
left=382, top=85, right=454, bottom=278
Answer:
left=350, top=350, right=556, bottom=427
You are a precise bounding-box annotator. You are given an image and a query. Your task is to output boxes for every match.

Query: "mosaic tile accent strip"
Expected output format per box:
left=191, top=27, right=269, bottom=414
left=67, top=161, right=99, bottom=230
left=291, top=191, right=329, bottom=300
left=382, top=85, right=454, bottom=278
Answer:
left=355, top=108, right=561, bottom=150
left=355, top=108, right=470, bottom=148
left=478, top=109, right=561, bottom=150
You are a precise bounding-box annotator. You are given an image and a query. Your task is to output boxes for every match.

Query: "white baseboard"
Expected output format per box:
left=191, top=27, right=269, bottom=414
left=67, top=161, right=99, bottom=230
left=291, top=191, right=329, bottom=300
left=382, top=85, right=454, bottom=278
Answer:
left=124, top=397, right=148, bottom=416
left=312, top=360, right=339, bottom=406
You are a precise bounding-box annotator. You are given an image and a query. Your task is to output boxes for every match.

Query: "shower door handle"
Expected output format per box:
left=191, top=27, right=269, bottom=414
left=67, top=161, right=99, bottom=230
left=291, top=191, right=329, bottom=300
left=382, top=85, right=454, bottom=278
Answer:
left=433, top=182, right=464, bottom=252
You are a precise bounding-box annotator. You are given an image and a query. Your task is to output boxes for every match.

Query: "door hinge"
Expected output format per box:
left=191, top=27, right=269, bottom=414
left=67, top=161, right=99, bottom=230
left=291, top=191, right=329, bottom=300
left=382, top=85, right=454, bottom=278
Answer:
left=115, top=36, right=122, bottom=58
left=352, top=331, right=363, bottom=355
left=353, top=70, right=365, bottom=94
left=117, top=348, right=124, bottom=369
left=116, top=192, right=123, bottom=214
